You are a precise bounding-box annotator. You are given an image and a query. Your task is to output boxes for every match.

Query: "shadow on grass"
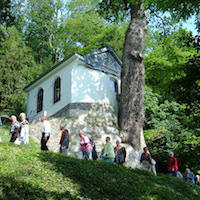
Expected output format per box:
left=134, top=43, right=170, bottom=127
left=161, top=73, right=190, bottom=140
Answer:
left=0, top=176, right=77, bottom=200
left=38, top=151, right=200, bottom=200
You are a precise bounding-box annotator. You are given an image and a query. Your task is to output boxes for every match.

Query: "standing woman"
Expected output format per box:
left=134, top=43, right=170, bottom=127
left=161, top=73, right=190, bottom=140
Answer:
left=140, top=147, right=152, bottom=170
left=167, top=152, right=178, bottom=177
left=101, top=137, right=115, bottom=162
left=17, top=113, right=29, bottom=145
left=79, top=130, right=93, bottom=160
left=114, top=140, right=126, bottom=164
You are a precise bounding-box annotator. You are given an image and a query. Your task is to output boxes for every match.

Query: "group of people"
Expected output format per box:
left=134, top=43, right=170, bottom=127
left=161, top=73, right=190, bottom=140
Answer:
left=72, top=129, right=126, bottom=164
left=8, top=113, right=50, bottom=150
left=39, top=116, right=127, bottom=164
left=167, top=152, right=199, bottom=185
left=139, top=147, right=200, bottom=183
left=8, top=114, right=126, bottom=164
left=9, top=113, right=29, bottom=145
left=6, top=114, right=200, bottom=183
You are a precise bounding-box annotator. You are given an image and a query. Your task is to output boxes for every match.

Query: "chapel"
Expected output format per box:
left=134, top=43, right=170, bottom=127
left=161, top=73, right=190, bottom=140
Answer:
left=25, top=47, right=122, bottom=121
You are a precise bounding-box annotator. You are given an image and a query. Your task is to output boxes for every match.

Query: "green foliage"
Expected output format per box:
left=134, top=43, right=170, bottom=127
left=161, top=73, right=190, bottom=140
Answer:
left=0, top=125, right=200, bottom=200
left=24, top=0, right=65, bottom=68
left=144, top=86, right=200, bottom=174
left=22, top=0, right=126, bottom=69
left=0, top=27, right=36, bottom=112
left=144, top=29, right=196, bottom=99
left=98, top=0, right=130, bottom=22
left=146, top=0, right=200, bottom=21
left=62, top=0, right=126, bottom=58
left=170, top=32, right=200, bottom=128
left=144, top=86, right=186, bottom=130
left=144, top=127, right=200, bottom=174
left=0, top=0, right=15, bottom=26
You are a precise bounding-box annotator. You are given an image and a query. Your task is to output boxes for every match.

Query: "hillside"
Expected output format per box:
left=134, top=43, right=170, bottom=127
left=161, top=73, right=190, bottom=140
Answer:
left=0, top=125, right=200, bottom=200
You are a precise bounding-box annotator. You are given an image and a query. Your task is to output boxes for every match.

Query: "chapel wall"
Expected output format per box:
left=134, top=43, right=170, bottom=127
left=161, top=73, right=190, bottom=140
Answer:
left=29, top=103, right=145, bottom=168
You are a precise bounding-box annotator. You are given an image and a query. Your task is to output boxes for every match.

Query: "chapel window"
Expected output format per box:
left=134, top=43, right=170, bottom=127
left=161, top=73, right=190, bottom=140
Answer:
left=54, top=77, right=61, bottom=103
left=110, top=79, right=118, bottom=93
left=37, top=88, right=43, bottom=113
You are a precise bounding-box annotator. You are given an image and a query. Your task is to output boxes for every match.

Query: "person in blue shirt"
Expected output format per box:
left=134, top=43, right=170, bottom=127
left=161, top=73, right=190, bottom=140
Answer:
left=183, top=168, right=195, bottom=185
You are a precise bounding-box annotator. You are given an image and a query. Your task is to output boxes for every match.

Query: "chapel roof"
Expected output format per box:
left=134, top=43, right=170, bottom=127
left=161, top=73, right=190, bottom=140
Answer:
left=24, top=46, right=121, bottom=91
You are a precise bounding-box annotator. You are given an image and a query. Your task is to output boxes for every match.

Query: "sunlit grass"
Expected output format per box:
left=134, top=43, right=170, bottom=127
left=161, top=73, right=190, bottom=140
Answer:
left=0, top=125, right=200, bottom=200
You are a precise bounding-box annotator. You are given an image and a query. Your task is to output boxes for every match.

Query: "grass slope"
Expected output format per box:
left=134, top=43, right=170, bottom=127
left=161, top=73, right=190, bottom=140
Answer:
left=0, top=125, right=200, bottom=200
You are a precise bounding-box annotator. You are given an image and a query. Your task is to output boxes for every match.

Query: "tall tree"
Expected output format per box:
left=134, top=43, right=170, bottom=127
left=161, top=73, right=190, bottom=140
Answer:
left=99, top=1, right=147, bottom=150
left=0, top=27, right=36, bottom=112
left=99, top=0, right=200, bottom=150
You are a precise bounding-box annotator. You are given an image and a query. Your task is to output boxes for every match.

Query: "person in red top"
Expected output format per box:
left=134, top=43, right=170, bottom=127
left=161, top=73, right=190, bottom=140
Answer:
left=167, top=152, right=178, bottom=177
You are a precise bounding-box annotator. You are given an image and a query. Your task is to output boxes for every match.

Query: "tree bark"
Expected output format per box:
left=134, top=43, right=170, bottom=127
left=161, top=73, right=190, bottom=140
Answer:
left=119, top=4, right=147, bottom=150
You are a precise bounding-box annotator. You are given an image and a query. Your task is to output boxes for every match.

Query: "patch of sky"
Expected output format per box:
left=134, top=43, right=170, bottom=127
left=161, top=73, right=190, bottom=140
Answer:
left=181, top=15, right=198, bottom=36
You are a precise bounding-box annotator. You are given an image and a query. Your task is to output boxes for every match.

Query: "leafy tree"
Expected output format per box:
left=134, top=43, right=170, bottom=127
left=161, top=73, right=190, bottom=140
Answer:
left=0, top=27, right=37, bottom=113
left=24, top=0, right=65, bottom=70
left=62, top=0, right=126, bottom=58
left=98, top=0, right=200, bottom=150
left=99, top=0, right=147, bottom=150
left=171, top=31, right=200, bottom=128
left=144, top=28, right=200, bottom=173
left=144, top=28, right=196, bottom=100
left=145, top=26, right=200, bottom=130
left=23, top=0, right=126, bottom=71
left=146, top=0, right=200, bottom=21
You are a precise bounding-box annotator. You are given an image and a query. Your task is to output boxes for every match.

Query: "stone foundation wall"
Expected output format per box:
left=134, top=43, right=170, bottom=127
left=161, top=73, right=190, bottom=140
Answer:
left=29, top=103, right=146, bottom=168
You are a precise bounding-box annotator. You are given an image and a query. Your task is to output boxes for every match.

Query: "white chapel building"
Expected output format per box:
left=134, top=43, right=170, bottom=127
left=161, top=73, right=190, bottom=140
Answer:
left=24, top=47, right=122, bottom=121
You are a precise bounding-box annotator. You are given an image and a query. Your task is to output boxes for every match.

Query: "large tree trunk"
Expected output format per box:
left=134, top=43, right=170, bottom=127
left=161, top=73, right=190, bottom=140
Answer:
left=119, top=4, right=147, bottom=150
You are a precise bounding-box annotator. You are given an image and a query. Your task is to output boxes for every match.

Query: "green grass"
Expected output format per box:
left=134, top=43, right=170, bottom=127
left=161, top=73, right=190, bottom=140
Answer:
left=0, top=125, right=200, bottom=200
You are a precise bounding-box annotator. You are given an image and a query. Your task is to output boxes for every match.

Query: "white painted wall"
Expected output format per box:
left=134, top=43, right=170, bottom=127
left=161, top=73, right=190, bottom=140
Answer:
left=26, top=57, right=78, bottom=120
left=71, top=63, right=120, bottom=111
left=26, top=57, right=121, bottom=121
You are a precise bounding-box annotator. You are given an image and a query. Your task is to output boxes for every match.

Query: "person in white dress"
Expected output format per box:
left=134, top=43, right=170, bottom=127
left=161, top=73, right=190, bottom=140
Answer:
left=14, top=113, right=29, bottom=145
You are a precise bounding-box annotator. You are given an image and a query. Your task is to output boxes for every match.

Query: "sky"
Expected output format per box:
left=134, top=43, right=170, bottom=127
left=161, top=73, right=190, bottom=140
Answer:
left=181, top=15, right=198, bottom=36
